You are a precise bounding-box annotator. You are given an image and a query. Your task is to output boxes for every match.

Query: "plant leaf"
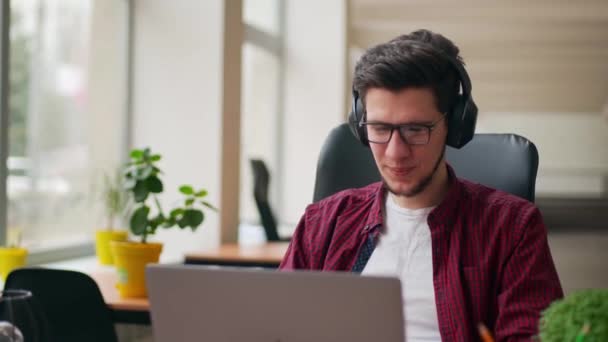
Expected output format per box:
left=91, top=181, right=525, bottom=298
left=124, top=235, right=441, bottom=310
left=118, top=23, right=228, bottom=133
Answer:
left=136, top=165, right=154, bottom=180
left=182, top=209, right=204, bottom=228
left=162, top=217, right=176, bottom=228
left=151, top=154, right=161, bottom=162
left=146, top=176, right=163, bottom=193
left=195, top=189, right=208, bottom=198
left=179, top=185, right=194, bottom=195
left=133, top=180, right=149, bottom=202
left=169, top=208, right=184, bottom=218
left=200, top=201, right=218, bottom=211
left=149, top=214, right=164, bottom=229
left=177, top=216, right=189, bottom=228
left=185, top=198, right=194, bottom=206
left=130, top=149, right=144, bottom=159
left=130, top=205, right=150, bottom=235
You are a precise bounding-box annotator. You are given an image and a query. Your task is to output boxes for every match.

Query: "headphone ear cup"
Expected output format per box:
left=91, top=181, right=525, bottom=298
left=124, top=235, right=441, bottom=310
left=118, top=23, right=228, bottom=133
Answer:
left=446, top=95, right=478, bottom=148
left=446, top=95, right=464, bottom=148
left=348, top=93, right=369, bottom=146
left=348, top=98, right=360, bottom=138
left=460, top=98, right=478, bottom=146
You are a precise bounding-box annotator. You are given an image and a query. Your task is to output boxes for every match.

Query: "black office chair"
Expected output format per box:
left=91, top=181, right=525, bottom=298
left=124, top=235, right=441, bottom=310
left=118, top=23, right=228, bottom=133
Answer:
left=250, top=159, right=290, bottom=242
left=313, top=123, right=539, bottom=203
left=4, top=268, right=119, bottom=342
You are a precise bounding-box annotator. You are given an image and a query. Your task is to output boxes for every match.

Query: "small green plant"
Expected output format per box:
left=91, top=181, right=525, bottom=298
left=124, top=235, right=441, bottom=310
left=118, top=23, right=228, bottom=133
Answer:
left=539, top=289, right=608, bottom=341
left=123, top=148, right=217, bottom=243
left=101, top=169, right=130, bottom=230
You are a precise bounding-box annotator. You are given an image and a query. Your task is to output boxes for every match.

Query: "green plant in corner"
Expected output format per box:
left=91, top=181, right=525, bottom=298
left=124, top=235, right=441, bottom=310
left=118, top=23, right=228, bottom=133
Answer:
left=94, top=169, right=130, bottom=265
left=101, top=169, right=130, bottom=230
left=123, top=148, right=217, bottom=243
left=538, top=289, right=608, bottom=341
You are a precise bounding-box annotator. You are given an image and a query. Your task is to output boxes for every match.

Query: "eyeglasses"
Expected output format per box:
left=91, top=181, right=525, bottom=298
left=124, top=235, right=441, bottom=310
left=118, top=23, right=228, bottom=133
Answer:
left=359, top=115, right=446, bottom=145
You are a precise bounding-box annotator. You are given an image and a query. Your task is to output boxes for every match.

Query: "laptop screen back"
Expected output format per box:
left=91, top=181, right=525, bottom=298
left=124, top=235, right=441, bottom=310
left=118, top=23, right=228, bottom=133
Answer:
left=146, top=265, right=403, bottom=342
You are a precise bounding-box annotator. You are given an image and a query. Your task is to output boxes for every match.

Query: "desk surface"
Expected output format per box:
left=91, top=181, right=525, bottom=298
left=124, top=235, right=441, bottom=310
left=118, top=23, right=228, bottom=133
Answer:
left=184, top=242, right=290, bottom=267
left=91, top=242, right=290, bottom=314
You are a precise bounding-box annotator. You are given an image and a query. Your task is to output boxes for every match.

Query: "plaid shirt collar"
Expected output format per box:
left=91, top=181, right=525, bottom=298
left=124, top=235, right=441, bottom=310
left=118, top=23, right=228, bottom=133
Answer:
left=363, top=164, right=462, bottom=235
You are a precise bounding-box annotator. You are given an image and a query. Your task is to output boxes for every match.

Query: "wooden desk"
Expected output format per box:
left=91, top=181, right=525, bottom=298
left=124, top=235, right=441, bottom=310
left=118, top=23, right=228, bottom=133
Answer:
left=184, top=242, right=289, bottom=268
left=89, top=269, right=150, bottom=325
left=88, top=242, right=290, bottom=323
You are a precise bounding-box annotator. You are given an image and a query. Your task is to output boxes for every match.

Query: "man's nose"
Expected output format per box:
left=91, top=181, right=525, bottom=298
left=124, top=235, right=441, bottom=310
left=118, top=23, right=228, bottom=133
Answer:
left=384, top=129, right=412, bottom=158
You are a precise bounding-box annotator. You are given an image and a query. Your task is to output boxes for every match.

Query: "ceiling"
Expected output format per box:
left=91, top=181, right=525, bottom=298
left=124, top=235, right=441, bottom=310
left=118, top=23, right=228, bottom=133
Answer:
left=350, top=0, right=608, bottom=113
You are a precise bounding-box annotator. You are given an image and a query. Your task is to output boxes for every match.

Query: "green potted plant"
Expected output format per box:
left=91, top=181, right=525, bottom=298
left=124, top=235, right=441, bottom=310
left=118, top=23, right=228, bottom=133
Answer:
left=94, top=170, right=130, bottom=265
left=538, top=289, right=608, bottom=341
left=110, top=148, right=216, bottom=298
left=0, top=228, right=27, bottom=282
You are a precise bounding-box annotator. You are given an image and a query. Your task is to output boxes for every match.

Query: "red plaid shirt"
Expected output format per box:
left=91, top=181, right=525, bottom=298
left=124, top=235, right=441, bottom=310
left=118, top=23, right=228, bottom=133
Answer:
left=280, top=165, right=563, bottom=341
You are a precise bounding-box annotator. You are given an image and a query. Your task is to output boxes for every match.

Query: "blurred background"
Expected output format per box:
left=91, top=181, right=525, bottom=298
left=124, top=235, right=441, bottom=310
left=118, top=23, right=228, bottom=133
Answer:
left=0, top=0, right=606, bottom=294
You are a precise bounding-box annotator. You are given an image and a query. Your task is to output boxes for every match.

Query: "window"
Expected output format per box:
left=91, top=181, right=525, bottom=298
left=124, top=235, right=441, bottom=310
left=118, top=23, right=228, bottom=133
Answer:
left=2, top=0, right=127, bottom=258
left=243, top=0, right=279, bottom=35
left=240, top=0, right=284, bottom=240
left=240, top=43, right=280, bottom=224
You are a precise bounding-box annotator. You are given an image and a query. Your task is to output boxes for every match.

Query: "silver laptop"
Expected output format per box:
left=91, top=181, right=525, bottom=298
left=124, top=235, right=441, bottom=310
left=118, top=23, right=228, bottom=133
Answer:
left=146, top=264, right=404, bottom=342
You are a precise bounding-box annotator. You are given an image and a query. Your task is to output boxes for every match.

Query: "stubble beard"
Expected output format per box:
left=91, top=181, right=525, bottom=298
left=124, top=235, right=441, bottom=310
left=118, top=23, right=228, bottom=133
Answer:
left=382, top=147, right=446, bottom=198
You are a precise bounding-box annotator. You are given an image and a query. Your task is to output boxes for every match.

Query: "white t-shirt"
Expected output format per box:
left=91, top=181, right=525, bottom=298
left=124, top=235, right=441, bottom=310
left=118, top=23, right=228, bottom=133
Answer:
left=361, top=194, right=441, bottom=341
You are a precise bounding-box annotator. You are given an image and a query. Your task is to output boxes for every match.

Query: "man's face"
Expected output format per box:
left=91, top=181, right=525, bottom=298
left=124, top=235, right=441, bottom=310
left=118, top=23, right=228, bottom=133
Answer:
left=364, top=87, right=448, bottom=198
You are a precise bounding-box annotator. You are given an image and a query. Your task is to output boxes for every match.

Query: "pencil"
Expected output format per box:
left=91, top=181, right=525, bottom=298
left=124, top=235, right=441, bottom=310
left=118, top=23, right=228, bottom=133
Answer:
left=478, top=323, right=495, bottom=342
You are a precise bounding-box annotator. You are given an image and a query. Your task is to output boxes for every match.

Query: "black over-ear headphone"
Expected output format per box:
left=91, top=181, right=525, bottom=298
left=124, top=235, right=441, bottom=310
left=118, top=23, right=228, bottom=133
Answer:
left=348, top=42, right=478, bottom=149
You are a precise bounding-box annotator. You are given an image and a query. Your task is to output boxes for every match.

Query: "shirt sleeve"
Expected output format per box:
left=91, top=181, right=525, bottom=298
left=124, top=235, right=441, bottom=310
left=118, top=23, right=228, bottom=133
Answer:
left=495, top=207, right=564, bottom=341
left=279, top=213, right=309, bottom=270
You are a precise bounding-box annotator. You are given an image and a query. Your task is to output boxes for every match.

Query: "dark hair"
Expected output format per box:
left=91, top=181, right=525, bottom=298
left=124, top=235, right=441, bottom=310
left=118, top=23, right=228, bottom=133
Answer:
left=353, top=29, right=463, bottom=115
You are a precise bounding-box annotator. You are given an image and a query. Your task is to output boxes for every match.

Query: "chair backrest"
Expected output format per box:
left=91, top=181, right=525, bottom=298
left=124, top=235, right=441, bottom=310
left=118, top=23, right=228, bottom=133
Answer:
left=4, top=268, right=119, bottom=342
left=313, top=123, right=539, bottom=203
left=250, top=159, right=284, bottom=241
left=445, top=133, right=539, bottom=202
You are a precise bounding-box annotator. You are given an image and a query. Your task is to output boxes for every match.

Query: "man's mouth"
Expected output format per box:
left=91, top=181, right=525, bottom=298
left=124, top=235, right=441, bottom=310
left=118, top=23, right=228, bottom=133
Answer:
left=386, top=165, right=416, bottom=176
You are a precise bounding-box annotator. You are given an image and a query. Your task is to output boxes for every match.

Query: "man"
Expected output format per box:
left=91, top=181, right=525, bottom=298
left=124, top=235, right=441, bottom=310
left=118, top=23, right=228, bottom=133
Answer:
left=280, top=29, right=563, bottom=341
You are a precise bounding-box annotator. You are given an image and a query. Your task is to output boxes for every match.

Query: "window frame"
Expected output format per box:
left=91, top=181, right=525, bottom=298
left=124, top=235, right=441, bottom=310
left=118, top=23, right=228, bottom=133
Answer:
left=0, top=0, right=10, bottom=247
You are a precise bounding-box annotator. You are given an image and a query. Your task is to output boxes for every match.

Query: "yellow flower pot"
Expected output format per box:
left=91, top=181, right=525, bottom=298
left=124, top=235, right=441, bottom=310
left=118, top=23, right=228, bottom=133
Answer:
left=110, top=241, right=163, bottom=298
left=0, top=247, right=28, bottom=281
left=95, top=230, right=128, bottom=265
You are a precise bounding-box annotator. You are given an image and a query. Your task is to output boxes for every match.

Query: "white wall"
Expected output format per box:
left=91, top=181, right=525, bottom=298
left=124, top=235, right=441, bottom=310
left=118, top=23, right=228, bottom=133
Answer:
left=87, top=1, right=127, bottom=170
left=281, top=0, right=348, bottom=225
left=131, top=0, right=240, bottom=258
